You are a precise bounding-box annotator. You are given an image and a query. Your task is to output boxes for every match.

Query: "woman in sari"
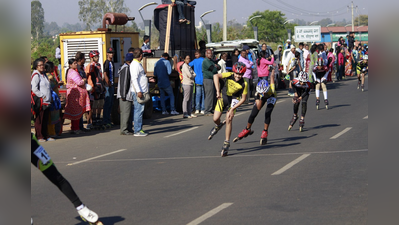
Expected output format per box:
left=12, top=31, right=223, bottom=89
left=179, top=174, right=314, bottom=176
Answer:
left=345, top=47, right=353, bottom=76
left=63, top=59, right=91, bottom=134
left=327, top=48, right=336, bottom=82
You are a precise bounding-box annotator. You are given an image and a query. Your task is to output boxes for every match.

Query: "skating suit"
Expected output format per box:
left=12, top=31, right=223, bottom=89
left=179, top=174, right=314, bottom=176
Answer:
left=312, top=66, right=329, bottom=83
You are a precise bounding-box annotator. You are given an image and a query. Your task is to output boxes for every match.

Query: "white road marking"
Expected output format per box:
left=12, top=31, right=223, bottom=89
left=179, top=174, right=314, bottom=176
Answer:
left=271, top=154, right=310, bottom=175
left=330, top=127, right=352, bottom=139
left=164, top=127, right=198, bottom=138
left=57, top=149, right=368, bottom=164
left=187, top=203, right=233, bottom=225
left=276, top=99, right=286, bottom=104
left=67, top=149, right=127, bottom=166
left=363, top=115, right=368, bottom=119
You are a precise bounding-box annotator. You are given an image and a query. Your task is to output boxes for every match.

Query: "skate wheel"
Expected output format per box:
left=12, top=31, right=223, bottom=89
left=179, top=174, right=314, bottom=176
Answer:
left=316, top=105, right=319, bottom=110
left=362, top=89, right=364, bottom=92
left=249, top=130, right=254, bottom=135
left=95, top=221, right=104, bottom=225
left=208, top=135, right=213, bottom=140
left=221, top=150, right=228, bottom=157
left=326, top=105, right=328, bottom=110
left=233, top=137, right=239, bottom=142
left=299, top=127, right=303, bottom=132
left=288, top=126, right=292, bottom=131
left=260, top=138, right=267, bottom=145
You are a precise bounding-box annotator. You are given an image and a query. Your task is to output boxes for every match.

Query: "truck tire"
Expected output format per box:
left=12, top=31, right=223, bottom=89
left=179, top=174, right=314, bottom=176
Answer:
left=143, top=97, right=153, bottom=119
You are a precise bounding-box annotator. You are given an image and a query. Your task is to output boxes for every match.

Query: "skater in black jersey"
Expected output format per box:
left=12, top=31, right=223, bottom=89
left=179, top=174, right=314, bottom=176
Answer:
left=233, top=69, right=277, bottom=145
left=288, top=71, right=312, bottom=132
left=31, top=133, right=102, bottom=225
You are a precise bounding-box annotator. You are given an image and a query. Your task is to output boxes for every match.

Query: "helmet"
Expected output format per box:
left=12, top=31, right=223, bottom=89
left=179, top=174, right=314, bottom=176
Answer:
left=256, top=79, right=269, bottom=93
left=363, top=55, right=368, bottom=60
left=232, top=62, right=247, bottom=74
left=298, top=71, right=309, bottom=82
left=89, top=50, right=100, bottom=58
left=317, top=57, right=324, bottom=66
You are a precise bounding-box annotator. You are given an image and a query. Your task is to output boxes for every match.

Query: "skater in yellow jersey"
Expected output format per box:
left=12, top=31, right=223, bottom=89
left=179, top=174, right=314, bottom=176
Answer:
left=207, top=62, right=248, bottom=157
left=31, top=133, right=102, bottom=225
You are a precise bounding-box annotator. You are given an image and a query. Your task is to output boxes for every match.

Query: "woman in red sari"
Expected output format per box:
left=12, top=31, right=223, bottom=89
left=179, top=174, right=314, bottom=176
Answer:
left=345, top=47, right=353, bottom=77
left=63, top=59, right=91, bottom=134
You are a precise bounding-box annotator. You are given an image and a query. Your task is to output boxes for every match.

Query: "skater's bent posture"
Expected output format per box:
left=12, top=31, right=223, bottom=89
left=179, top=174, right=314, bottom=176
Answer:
left=288, top=71, right=312, bottom=132
left=234, top=69, right=277, bottom=145
left=312, top=57, right=330, bottom=110
left=208, top=62, right=248, bottom=157
left=31, top=133, right=101, bottom=224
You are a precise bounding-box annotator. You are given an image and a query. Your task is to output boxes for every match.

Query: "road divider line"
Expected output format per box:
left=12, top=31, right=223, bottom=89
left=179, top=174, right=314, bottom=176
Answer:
left=187, top=203, right=233, bottom=225
left=272, top=154, right=310, bottom=175
left=330, top=127, right=352, bottom=139
left=67, top=149, right=127, bottom=166
left=164, top=127, right=198, bottom=138
left=363, top=115, right=368, bottom=119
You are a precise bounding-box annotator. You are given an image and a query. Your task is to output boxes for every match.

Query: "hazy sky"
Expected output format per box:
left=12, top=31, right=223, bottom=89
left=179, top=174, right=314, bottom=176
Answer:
left=39, top=0, right=369, bottom=27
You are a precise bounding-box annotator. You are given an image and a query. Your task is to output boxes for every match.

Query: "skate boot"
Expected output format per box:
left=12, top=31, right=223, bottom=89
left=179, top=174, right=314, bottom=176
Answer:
left=208, top=120, right=226, bottom=140
left=260, top=130, right=268, bottom=145
left=233, top=128, right=254, bottom=142
left=361, top=85, right=364, bottom=92
left=78, top=205, right=103, bottom=224
left=221, top=141, right=230, bottom=157
left=299, top=118, right=305, bottom=132
left=324, top=99, right=329, bottom=110
left=316, top=99, right=320, bottom=110
left=288, top=115, right=298, bottom=131
left=357, top=80, right=361, bottom=89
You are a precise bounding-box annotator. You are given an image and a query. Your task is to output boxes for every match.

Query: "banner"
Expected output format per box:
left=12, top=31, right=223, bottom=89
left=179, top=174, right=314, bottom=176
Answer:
left=294, top=26, right=321, bottom=42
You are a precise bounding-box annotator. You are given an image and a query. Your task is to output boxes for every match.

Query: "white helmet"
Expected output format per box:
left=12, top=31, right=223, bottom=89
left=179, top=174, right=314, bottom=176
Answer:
left=256, top=80, right=270, bottom=93
left=298, top=71, right=309, bottom=82
left=363, top=55, right=368, bottom=60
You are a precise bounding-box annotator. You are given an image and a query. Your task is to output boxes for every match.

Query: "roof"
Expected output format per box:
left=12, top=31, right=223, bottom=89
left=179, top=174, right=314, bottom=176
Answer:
left=321, top=26, right=368, bottom=33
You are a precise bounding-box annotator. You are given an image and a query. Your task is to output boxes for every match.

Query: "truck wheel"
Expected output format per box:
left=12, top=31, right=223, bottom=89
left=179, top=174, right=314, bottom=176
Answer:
left=143, top=98, right=153, bottom=119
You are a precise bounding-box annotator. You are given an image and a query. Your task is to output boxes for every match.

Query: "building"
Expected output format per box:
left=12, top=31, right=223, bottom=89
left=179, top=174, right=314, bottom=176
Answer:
left=319, top=26, right=368, bottom=46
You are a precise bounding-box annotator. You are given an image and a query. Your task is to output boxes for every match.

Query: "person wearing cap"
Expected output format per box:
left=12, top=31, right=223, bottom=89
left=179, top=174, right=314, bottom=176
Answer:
left=117, top=53, right=134, bottom=135
left=285, top=39, right=291, bottom=50
left=284, top=44, right=297, bottom=96
left=102, top=47, right=115, bottom=128
left=142, top=35, right=150, bottom=51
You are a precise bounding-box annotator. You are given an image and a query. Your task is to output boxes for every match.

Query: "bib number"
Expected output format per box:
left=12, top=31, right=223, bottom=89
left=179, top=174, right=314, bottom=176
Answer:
left=267, top=97, right=277, bottom=105
left=231, top=99, right=239, bottom=108
left=33, top=146, right=51, bottom=165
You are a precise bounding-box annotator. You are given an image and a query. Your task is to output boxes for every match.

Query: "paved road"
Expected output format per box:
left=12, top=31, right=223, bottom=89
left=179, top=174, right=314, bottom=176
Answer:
left=32, top=76, right=368, bottom=225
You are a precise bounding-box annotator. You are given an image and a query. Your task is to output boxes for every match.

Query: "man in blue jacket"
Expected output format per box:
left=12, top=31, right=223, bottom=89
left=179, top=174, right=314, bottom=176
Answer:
left=189, top=50, right=205, bottom=114
left=154, top=53, right=179, bottom=115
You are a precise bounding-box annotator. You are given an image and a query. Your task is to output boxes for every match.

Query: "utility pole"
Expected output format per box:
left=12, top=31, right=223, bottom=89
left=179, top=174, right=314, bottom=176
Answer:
left=223, top=0, right=227, bottom=41
left=348, top=1, right=357, bottom=32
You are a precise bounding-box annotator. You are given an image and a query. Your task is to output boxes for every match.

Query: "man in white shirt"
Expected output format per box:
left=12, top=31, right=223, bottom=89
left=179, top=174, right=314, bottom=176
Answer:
left=284, top=45, right=296, bottom=96
left=217, top=52, right=227, bottom=73
left=130, top=48, right=149, bottom=137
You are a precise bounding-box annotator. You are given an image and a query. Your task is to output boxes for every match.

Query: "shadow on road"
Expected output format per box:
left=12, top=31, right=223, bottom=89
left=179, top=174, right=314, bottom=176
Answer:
left=75, top=216, right=125, bottom=225
left=306, top=123, right=340, bottom=131
left=229, top=142, right=300, bottom=156
left=327, top=104, right=351, bottom=110
left=145, top=124, right=202, bottom=135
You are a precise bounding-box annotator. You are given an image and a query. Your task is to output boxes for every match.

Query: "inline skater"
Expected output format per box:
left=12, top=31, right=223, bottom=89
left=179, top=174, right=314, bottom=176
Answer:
left=233, top=69, right=277, bottom=145
left=312, top=57, right=331, bottom=110
left=207, top=62, right=248, bottom=157
left=31, top=133, right=102, bottom=225
left=288, top=71, right=312, bottom=132
left=356, top=55, right=368, bottom=91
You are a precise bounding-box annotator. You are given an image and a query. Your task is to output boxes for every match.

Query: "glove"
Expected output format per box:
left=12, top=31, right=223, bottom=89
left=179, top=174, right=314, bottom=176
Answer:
left=292, top=96, right=301, bottom=104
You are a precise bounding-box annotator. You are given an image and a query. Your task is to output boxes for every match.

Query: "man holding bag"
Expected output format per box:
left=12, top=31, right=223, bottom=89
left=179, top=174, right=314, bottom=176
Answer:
left=130, top=48, right=149, bottom=137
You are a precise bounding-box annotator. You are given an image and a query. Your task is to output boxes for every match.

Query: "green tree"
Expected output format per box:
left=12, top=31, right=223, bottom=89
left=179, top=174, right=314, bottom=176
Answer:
left=247, top=10, right=290, bottom=43
left=31, top=1, right=45, bottom=40
left=354, top=15, right=368, bottom=26
left=318, top=18, right=333, bottom=27
left=78, top=0, right=130, bottom=30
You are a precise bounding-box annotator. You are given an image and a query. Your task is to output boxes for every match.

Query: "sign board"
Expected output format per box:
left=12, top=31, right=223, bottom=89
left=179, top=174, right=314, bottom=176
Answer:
left=331, top=33, right=368, bottom=42
left=294, top=26, right=321, bottom=42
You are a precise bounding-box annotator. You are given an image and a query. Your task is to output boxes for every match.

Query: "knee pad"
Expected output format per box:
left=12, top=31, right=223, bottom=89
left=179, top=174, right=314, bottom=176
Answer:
left=264, top=104, right=274, bottom=124
left=248, top=105, right=260, bottom=124
left=301, top=102, right=307, bottom=116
